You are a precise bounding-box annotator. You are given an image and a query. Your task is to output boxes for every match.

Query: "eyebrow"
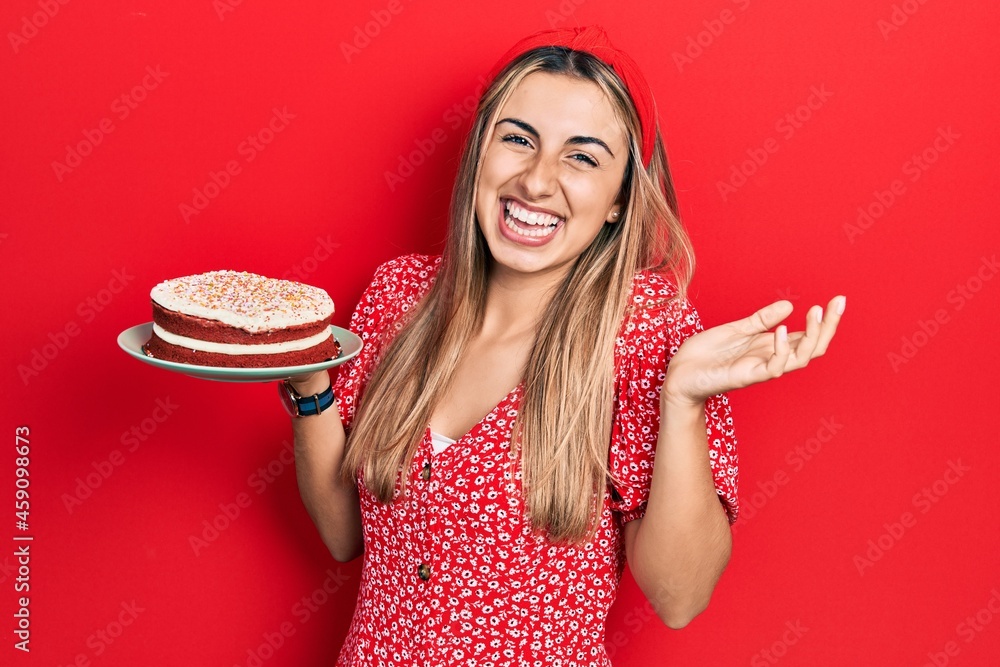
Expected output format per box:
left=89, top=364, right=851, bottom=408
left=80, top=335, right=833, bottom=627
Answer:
left=497, top=117, right=616, bottom=159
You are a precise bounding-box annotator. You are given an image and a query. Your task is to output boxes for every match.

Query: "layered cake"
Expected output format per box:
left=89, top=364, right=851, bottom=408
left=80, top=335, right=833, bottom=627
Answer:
left=143, top=270, right=340, bottom=368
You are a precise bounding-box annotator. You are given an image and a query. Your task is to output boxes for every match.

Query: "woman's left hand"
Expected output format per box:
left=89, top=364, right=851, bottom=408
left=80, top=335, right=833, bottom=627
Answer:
left=662, top=295, right=846, bottom=408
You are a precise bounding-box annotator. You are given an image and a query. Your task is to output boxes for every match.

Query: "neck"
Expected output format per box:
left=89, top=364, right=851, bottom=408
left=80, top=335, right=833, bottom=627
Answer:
left=481, top=262, right=567, bottom=337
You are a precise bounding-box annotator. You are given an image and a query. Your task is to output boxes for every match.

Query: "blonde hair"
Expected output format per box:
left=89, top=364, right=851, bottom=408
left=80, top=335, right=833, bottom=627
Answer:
left=342, top=47, right=695, bottom=543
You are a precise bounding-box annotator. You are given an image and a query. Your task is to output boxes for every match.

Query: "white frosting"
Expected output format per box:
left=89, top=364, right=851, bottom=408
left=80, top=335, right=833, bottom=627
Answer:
left=150, top=270, right=334, bottom=333
left=153, top=323, right=333, bottom=355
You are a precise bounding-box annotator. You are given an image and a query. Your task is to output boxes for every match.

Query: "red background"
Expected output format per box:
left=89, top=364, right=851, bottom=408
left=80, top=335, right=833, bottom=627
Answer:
left=3, top=1, right=999, bottom=665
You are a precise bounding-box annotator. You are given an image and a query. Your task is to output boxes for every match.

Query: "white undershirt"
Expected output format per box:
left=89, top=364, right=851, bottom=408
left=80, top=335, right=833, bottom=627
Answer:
left=429, top=430, right=457, bottom=454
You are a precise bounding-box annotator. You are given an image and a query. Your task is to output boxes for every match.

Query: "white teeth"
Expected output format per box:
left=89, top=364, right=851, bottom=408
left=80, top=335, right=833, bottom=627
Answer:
left=505, top=200, right=560, bottom=227
left=505, top=216, right=556, bottom=237
left=503, top=203, right=558, bottom=239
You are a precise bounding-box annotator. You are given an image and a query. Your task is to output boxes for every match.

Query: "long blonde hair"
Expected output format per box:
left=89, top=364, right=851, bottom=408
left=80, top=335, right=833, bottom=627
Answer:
left=342, top=47, right=695, bottom=543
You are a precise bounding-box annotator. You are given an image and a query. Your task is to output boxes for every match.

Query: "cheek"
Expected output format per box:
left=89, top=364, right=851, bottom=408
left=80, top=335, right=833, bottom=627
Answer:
left=476, top=156, right=518, bottom=218
left=479, top=149, right=516, bottom=188
left=564, top=175, right=613, bottom=212
left=473, top=181, right=496, bottom=232
left=592, top=171, right=626, bottom=209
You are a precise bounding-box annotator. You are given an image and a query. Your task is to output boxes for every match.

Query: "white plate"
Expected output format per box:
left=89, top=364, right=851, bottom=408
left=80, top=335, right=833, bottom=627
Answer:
left=117, top=323, right=362, bottom=383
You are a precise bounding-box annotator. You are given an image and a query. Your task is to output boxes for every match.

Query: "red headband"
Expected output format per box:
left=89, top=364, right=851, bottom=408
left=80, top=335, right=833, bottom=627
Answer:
left=484, top=26, right=659, bottom=168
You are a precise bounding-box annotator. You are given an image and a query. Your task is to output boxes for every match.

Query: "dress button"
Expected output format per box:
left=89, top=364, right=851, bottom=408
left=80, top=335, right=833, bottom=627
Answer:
left=421, top=462, right=431, bottom=480
left=418, top=563, right=431, bottom=581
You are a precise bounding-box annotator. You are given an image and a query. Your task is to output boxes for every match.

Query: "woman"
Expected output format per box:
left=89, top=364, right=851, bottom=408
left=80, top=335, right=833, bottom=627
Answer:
left=284, top=26, right=844, bottom=666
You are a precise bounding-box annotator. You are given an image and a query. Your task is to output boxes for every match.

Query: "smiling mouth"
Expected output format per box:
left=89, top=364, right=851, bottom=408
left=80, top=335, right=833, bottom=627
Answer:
left=502, top=199, right=562, bottom=239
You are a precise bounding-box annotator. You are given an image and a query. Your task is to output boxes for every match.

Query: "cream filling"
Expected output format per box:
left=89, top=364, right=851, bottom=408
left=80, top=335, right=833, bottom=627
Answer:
left=153, top=323, right=332, bottom=355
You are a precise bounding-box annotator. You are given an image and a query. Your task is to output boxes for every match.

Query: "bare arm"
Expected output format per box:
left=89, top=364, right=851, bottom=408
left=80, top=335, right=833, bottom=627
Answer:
left=288, top=370, right=363, bottom=562
left=626, top=296, right=846, bottom=628
left=623, top=397, right=731, bottom=629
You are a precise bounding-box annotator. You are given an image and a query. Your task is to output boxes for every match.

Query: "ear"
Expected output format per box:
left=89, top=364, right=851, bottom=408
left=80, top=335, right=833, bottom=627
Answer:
left=606, top=199, right=624, bottom=224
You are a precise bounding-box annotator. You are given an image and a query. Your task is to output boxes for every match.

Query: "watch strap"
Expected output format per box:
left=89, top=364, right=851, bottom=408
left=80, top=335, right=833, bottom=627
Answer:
left=282, top=380, right=335, bottom=417
left=297, top=384, right=335, bottom=415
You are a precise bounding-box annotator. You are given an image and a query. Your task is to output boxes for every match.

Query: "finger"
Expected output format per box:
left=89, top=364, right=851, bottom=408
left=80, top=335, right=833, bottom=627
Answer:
left=786, top=331, right=807, bottom=345
left=743, top=329, right=803, bottom=356
left=766, top=325, right=791, bottom=377
left=740, top=300, right=794, bottom=336
left=791, top=304, right=824, bottom=367
left=812, top=295, right=846, bottom=356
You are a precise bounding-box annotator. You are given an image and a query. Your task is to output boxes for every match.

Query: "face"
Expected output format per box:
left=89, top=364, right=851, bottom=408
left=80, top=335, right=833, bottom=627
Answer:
left=475, top=71, right=629, bottom=285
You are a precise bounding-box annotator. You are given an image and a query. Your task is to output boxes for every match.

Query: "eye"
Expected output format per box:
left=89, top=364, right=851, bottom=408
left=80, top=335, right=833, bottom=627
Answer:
left=500, top=134, right=532, bottom=148
left=570, top=153, right=599, bottom=167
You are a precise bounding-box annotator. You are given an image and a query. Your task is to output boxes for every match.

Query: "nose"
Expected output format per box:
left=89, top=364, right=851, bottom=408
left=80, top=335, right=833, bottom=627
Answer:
left=517, top=151, right=558, bottom=200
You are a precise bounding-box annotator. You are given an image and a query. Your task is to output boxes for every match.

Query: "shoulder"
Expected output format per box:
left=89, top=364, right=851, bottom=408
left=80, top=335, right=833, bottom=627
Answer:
left=628, top=267, right=680, bottom=303
left=346, top=253, right=441, bottom=338
left=619, top=268, right=700, bottom=356
left=360, top=253, right=442, bottom=315
left=334, top=254, right=442, bottom=420
left=369, top=253, right=442, bottom=295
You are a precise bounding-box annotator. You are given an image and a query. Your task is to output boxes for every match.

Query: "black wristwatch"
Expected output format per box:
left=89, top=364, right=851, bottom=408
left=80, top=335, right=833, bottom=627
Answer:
left=278, top=380, right=335, bottom=417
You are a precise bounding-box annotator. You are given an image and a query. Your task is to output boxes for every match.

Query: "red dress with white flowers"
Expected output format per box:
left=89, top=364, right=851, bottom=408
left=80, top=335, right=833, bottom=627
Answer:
left=332, top=254, right=738, bottom=667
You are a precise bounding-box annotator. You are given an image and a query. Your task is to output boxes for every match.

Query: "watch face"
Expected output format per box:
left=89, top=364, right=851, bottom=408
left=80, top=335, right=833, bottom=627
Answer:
left=277, top=381, right=299, bottom=417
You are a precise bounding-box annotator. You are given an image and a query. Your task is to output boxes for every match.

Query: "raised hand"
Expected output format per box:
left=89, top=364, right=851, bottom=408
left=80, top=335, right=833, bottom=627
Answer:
left=662, top=295, right=846, bottom=408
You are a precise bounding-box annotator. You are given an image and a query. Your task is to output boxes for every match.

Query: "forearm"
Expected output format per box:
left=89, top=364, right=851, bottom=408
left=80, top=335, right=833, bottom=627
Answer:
left=627, top=397, right=732, bottom=629
left=290, top=372, right=363, bottom=562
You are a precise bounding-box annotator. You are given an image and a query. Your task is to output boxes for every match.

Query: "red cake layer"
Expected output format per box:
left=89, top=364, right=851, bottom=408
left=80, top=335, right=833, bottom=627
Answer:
left=151, top=302, right=330, bottom=344
left=145, top=270, right=339, bottom=368
left=144, top=331, right=341, bottom=368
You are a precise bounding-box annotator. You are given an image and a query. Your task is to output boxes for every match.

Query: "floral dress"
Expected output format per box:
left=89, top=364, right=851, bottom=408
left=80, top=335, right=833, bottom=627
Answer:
left=332, top=254, right=738, bottom=667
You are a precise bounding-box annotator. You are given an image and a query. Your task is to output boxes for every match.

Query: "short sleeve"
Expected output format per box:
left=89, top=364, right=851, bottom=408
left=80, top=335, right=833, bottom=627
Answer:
left=608, top=272, right=739, bottom=524
left=332, top=254, right=441, bottom=432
